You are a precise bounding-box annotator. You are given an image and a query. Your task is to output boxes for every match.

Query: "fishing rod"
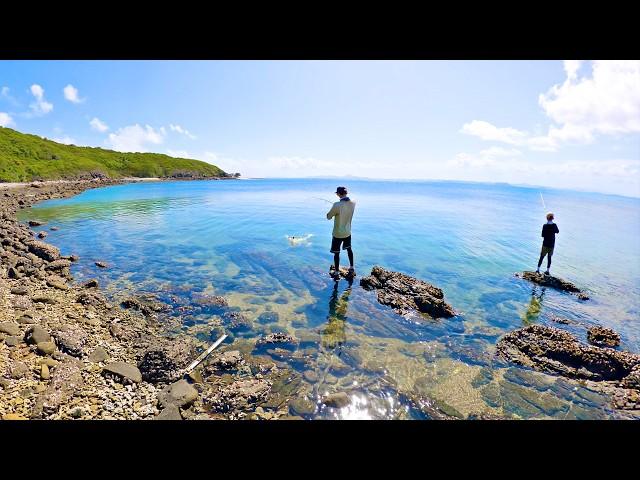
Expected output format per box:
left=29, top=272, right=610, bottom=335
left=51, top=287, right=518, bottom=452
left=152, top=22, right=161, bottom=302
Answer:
left=539, top=192, right=547, bottom=211
left=310, top=196, right=333, bottom=204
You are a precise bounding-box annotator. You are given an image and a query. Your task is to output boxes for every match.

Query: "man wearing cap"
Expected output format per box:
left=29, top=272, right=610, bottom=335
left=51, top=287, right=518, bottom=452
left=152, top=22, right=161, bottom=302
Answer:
left=536, top=212, right=559, bottom=275
left=326, top=186, right=356, bottom=280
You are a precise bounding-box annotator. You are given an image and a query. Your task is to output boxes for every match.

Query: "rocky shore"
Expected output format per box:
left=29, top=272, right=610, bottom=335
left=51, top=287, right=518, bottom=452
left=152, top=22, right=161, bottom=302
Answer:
left=0, top=179, right=328, bottom=420
left=515, top=271, right=590, bottom=300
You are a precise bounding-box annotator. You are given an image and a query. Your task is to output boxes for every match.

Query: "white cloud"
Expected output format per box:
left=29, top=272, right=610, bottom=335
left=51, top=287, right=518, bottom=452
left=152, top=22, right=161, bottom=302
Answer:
left=169, top=123, right=196, bottom=139
left=63, top=84, right=83, bottom=103
left=166, top=149, right=192, bottom=159
left=107, top=124, right=165, bottom=152
left=89, top=117, right=109, bottom=132
left=52, top=136, right=76, bottom=145
left=0, top=112, right=14, bottom=127
left=268, top=156, right=338, bottom=170
left=462, top=61, right=640, bottom=152
left=29, top=84, right=53, bottom=115
left=1, top=87, right=8, bottom=97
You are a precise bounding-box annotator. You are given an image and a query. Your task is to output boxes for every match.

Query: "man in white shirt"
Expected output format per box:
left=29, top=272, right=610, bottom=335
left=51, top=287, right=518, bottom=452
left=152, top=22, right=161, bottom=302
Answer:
left=326, top=186, right=356, bottom=280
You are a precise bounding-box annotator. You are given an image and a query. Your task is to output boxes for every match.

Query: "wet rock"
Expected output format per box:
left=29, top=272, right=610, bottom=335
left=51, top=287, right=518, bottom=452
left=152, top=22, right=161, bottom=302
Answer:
left=28, top=220, right=44, bottom=227
left=255, top=333, right=298, bottom=348
left=33, top=359, right=84, bottom=417
left=206, top=379, right=272, bottom=412
left=205, top=350, right=243, bottom=372
left=45, top=259, right=72, bottom=271
left=37, top=231, right=48, bottom=239
left=82, top=279, right=99, bottom=288
left=155, top=405, right=182, bottom=420
left=10, top=286, right=29, bottom=295
left=497, top=325, right=640, bottom=382
left=50, top=226, right=59, bottom=231
left=25, top=325, right=52, bottom=345
left=158, top=380, right=199, bottom=409
left=102, top=362, right=142, bottom=384
left=257, top=311, right=279, bottom=324
left=289, top=397, right=316, bottom=416
left=89, top=347, right=110, bottom=363
left=192, top=294, right=228, bottom=308
left=0, top=322, right=21, bottom=336
left=222, top=311, right=253, bottom=331
left=360, top=266, right=456, bottom=318
left=516, top=271, right=589, bottom=300
left=322, top=392, right=350, bottom=408
left=549, top=314, right=573, bottom=325
left=95, top=261, right=108, bottom=268
left=621, top=366, right=640, bottom=390
left=121, top=295, right=169, bottom=316
left=27, top=240, right=60, bottom=261
left=587, top=326, right=621, bottom=348
left=53, top=326, right=87, bottom=357
left=137, top=338, right=196, bottom=383
left=303, top=370, right=319, bottom=383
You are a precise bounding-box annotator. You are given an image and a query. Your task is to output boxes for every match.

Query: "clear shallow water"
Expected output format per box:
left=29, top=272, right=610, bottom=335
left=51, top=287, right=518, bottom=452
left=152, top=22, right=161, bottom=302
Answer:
left=22, top=179, right=640, bottom=419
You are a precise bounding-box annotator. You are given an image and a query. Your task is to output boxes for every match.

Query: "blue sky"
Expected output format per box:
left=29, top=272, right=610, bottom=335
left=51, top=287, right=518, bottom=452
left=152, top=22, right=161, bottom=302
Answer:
left=1, top=60, right=638, bottom=196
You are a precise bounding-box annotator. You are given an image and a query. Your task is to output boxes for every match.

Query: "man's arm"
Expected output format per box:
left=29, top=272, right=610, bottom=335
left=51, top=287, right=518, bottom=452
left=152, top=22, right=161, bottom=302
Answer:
left=326, top=204, right=339, bottom=220
left=541, top=225, right=545, bottom=237
left=555, top=224, right=559, bottom=234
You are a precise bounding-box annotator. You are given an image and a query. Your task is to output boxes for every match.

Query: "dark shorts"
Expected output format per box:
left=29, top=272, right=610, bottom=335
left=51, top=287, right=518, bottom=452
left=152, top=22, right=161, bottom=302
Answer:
left=331, top=236, right=352, bottom=253
left=540, top=245, right=554, bottom=256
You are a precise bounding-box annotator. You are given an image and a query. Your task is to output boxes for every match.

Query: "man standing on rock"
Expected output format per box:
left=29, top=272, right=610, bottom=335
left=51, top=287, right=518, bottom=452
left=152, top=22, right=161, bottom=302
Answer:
left=536, top=212, right=559, bottom=275
left=326, top=186, right=356, bottom=281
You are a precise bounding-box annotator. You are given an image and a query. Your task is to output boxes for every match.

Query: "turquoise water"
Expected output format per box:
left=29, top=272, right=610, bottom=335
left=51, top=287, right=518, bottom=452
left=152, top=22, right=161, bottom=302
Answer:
left=23, top=179, right=640, bottom=419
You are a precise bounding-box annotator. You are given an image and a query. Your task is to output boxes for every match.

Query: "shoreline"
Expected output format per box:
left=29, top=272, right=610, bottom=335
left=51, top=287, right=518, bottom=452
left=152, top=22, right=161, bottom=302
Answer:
left=0, top=177, right=308, bottom=420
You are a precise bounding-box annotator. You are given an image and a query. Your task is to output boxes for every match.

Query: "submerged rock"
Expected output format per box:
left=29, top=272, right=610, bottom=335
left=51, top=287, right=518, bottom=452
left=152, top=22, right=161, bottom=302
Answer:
left=206, top=379, right=271, bottom=413
left=516, top=271, right=589, bottom=300
left=360, top=265, right=456, bottom=318
left=587, top=326, right=621, bottom=348
left=255, top=333, right=298, bottom=348
left=205, top=350, right=243, bottom=372
left=322, top=392, right=350, bottom=408
left=497, top=325, right=639, bottom=382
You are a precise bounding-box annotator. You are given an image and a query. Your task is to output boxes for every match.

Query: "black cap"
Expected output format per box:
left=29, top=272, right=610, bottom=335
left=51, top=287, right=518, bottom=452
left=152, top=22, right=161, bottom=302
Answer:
left=336, top=186, right=347, bottom=195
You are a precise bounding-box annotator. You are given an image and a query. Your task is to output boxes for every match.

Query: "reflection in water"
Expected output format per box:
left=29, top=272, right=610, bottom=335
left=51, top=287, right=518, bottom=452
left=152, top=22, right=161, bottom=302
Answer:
left=523, top=287, right=545, bottom=325
left=321, top=279, right=353, bottom=350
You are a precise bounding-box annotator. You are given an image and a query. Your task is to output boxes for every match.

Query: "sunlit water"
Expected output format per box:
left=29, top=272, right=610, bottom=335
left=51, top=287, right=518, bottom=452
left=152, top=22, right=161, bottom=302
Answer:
left=21, top=179, right=640, bottom=419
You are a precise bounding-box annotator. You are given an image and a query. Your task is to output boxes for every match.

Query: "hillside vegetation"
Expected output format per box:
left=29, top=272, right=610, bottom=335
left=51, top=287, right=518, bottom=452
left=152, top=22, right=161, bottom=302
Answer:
left=0, top=127, right=234, bottom=182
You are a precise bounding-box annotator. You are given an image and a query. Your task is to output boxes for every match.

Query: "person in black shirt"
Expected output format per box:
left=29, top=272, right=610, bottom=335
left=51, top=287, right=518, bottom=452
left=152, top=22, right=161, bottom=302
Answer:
left=537, top=212, right=559, bottom=274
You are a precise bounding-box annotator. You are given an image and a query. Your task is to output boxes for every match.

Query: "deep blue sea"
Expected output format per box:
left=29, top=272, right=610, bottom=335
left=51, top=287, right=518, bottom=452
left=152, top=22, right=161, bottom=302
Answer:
left=21, top=178, right=640, bottom=419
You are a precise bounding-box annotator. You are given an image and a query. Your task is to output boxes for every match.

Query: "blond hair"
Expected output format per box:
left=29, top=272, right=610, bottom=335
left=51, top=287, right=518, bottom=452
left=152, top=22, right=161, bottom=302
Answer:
left=546, top=212, right=554, bottom=220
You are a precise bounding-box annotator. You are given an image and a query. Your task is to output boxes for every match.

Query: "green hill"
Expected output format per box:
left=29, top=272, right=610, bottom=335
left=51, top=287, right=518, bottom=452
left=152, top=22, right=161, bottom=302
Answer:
left=0, top=127, right=234, bottom=182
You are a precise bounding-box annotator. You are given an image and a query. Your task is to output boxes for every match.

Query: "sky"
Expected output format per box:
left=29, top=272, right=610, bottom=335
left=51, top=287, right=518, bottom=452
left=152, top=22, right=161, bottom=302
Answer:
left=1, top=60, right=639, bottom=197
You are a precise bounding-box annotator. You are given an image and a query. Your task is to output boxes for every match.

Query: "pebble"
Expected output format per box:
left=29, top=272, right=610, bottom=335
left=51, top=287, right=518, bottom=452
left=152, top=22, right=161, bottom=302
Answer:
left=41, top=364, right=50, bottom=380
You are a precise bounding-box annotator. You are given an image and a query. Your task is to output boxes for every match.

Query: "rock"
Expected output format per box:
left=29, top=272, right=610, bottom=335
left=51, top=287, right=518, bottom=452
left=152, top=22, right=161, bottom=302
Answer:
left=158, top=380, right=199, bottom=409
left=289, top=397, right=316, bottom=416
left=516, top=271, right=588, bottom=299
left=76, top=291, right=105, bottom=306
left=10, top=362, right=30, bottom=379
left=0, top=322, right=21, bottom=336
left=255, top=332, right=298, bottom=348
left=45, top=259, right=72, bottom=271
left=31, top=295, right=57, bottom=304
left=41, top=364, right=50, bottom=380
left=33, top=359, right=84, bottom=417
left=322, top=392, right=350, bottom=408
left=360, top=265, right=456, bottom=318
left=222, top=311, right=253, bottom=331
left=53, top=326, right=87, bottom=357
left=50, top=226, right=59, bottom=231
left=95, top=261, right=108, bottom=268
left=192, top=294, right=228, bottom=308
left=257, top=311, right=279, bottom=324
left=497, top=325, right=640, bottom=382
left=205, top=350, right=243, bottom=372
left=206, top=379, right=272, bottom=412
left=37, top=341, right=57, bottom=355
left=4, top=336, right=21, bottom=347
left=121, top=295, right=168, bottom=316
left=155, top=405, right=182, bottom=420
left=137, top=338, right=196, bottom=383
left=68, top=254, right=79, bottom=262
left=2, top=413, right=28, bottom=420
left=587, top=326, right=621, bottom=348
left=10, top=286, right=29, bottom=295
left=109, top=323, right=138, bottom=342
left=46, top=278, right=70, bottom=291
left=621, top=366, right=640, bottom=390
left=102, top=362, right=142, bottom=384
left=25, top=325, right=52, bottom=345
left=27, top=240, right=60, bottom=261
left=303, top=370, right=319, bottom=383
left=28, top=220, right=44, bottom=227
left=37, top=231, right=48, bottom=239
left=16, top=314, right=35, bottom=324
left=88, top=347, right=109, bottom=363
left=82, top=279, right=99, bottom=288
left=8, top=267, right=22, bottom=279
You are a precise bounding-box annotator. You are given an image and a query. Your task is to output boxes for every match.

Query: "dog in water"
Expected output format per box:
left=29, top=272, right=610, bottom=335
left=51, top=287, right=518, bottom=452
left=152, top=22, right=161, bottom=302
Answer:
left=287, top=234, right=313, bottom=246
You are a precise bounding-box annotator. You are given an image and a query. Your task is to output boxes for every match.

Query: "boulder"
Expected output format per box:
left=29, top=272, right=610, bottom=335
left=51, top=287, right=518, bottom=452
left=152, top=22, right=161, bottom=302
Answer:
left=322, top=392, right=350, bottom=408
left=360, top=265, right=456, bottom=318
left=102, top=362, right=142, bottom=384
left=158, top=380, right=199, bottom=409
left=137, top=338, right=196, bottom=383
left=25, top=325, right=52, bottom=345
left=516, top=271, right=589, bottom=300
left=154, top=405, right=182, bottom=420
left=88, top=347, right=110, bottom=363
left=27, top=241, right=60, bottom=261
left=204, top=350, right=243, bottom=373
left=255, top=332, right=298, bottom=348
left=587, top=326, right=621, bottom=348
left=0, top=322, right=21, bottom=336
left=53, top=326, right=88, bottom=357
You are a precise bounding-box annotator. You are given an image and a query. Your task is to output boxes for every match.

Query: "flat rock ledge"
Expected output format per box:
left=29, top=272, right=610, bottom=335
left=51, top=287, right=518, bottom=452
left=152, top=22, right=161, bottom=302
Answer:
left=497, top=325, right=640, bottom=410
left=516, top=271, right=589, bottom=300
left=360, top=265, right=456, bottom=319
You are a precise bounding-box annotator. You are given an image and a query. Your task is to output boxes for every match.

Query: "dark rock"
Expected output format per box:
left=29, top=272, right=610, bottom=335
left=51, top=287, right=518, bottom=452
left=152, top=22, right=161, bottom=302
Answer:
left=255, top=332, right=298, bottom=348
left=155, top=405, right=182, bottom=420
left=360, top=265, right=456, bottom=318
left=137, top=339, right=196, bottom=383
left=82, top=279, right=99, bottom=288
left=257, top=311, right=279, bottom=324
left=206, top=379, right=272, bottom=412
left=95, top=261, right=108, bottom=268
left=76, top=291, right=105, bottom=306
left=27, top=241, right=60, bottom=261
left=322, top=392, right=350, bottom=408
left=222, top=311, right=253, bottom=331
left=621, top=366, right=640, bottom=390
left=10, top=286, right=29, bottom=295
left=28, top=220, right=44, bottom=227
left=121, top=295, right=169, bottom=316
left=497, top=325, right=640, bottom=382
left=24, top=325, right=52, bottom=345
left=516, top=271, right=588, bottom=299
left=587, top=326, right=621, bottom=348
left=50, top=226, right=59, bottom=231
left=192, top=294, right=228, bottom=308
left=8, top=267, right=22, bottom=279
left=102, top=362, right=142, bottom=384
left=158, top=380, right=199, bottom=409
left=289, top=397, right=316, bottom=416
left=88, top=347, right=109, bottom=363
left=37, top=231, right=48, bottom=239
